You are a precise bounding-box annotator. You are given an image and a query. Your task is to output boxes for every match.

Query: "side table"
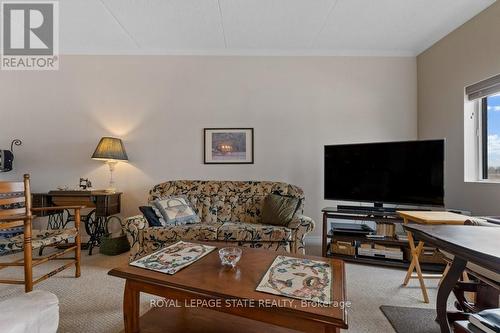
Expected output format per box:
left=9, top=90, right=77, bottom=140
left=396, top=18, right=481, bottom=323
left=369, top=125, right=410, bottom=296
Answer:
left=33, top=191, right=122, bottom=255
left=397, top=211, right=469, bottom=303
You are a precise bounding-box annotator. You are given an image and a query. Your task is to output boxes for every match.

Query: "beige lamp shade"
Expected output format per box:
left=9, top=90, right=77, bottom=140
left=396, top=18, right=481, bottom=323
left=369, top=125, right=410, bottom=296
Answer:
left=91, top=137, right=128, bottom=161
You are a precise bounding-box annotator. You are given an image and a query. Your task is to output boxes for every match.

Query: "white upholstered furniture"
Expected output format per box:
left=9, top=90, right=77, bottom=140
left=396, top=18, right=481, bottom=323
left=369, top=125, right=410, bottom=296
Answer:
left=0, top=290, right=59, bottom=333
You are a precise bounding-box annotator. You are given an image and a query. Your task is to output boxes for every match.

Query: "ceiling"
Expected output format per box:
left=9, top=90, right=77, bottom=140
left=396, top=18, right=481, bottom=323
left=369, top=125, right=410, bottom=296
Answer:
left=57, top=0, right=495, bottom=56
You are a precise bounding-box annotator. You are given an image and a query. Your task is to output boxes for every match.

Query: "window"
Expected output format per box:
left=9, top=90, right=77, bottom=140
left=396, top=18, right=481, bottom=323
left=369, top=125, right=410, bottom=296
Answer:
left=482, top=93, right=500, bottom=180
left=464, top=74, right=500, bottom=183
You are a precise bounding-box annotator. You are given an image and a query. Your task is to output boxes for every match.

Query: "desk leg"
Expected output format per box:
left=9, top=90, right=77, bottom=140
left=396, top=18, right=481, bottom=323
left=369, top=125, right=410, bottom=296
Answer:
left=437, top=257, right=466, bottom=333
left=403, top=225, right=429, bottom=303
left=403, top=238, right=424, bottom=285
left=84, top=212, right=107, bottom=255
left=124, top=280, right=140, bottom=333
left=413, top=240, right=429, bottom=303
left=402, top=218, right=412, bottom=285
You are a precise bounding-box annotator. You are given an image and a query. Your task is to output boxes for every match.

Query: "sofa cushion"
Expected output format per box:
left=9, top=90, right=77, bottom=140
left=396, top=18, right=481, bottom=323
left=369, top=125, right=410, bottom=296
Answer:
left=217, top=222, right=292, bottom=242
left=261, top=194, right=300, bottom=226
left=192, top=195, right=228, bottom=223
left=143, top=223, right=222, bottom=245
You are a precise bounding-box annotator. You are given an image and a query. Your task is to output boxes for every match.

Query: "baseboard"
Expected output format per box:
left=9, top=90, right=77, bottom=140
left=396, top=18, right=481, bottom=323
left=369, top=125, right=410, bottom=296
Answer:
left=305, top=236, right=321, bottom=245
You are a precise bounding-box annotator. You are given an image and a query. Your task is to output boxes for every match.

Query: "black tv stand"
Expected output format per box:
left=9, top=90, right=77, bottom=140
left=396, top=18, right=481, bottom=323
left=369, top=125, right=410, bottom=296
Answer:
left=337, top=203, right=396, bottom=214
left=321, top=206, right=445, bottom=272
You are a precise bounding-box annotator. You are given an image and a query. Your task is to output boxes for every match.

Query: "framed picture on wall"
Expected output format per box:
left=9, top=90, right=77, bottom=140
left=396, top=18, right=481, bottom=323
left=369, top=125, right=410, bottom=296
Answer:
left=204, top=128, right=254, bottom=164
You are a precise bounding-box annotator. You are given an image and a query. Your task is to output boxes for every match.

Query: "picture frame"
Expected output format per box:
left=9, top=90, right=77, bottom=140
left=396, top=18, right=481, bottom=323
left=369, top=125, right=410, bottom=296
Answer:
left=204, top=128, right=254, bottom=164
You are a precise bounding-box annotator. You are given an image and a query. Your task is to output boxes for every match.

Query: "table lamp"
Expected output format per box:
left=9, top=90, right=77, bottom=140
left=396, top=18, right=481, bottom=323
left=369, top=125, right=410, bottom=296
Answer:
left=91, top=137, right=128, bottom=193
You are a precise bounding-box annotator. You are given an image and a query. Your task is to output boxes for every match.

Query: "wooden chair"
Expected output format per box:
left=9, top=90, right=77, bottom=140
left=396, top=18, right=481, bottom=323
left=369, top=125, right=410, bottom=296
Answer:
left=0, top=174, right=82, bottom=292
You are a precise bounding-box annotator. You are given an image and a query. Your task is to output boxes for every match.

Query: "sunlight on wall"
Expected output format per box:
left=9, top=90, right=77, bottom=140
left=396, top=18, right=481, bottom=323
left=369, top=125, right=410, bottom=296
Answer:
left=88, top=106, right=148, bottom=138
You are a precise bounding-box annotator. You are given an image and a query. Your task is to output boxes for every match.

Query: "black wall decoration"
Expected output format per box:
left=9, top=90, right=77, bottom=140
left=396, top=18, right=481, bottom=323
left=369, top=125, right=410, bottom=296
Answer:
left=0, top=139, right=22, bottom=172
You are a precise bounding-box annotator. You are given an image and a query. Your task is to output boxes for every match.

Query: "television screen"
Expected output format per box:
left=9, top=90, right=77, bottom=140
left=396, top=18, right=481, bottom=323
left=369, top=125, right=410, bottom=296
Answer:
left=324, top=140, right=444, bottom=206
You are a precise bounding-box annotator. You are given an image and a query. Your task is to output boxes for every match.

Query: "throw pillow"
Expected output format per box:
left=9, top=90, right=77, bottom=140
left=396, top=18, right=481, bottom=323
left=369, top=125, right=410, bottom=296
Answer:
left=152, top=196, right=201, bottom=225
left=139, top=206, right=163, bottom=227
left=261, top=193, right=301, bottom=226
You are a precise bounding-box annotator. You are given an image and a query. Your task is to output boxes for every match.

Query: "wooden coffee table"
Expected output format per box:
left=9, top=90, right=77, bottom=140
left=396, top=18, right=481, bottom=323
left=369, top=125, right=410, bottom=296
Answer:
left=109, top=245, right=348, bottom=333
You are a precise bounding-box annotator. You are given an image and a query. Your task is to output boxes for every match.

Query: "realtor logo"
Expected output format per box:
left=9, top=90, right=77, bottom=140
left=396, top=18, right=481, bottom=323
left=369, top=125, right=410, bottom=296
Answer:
left=1, top=1, right=59, bottom=70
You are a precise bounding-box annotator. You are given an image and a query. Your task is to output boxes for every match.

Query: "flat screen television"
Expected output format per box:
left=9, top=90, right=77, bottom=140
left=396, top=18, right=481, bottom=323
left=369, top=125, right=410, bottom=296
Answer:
left=324, top=140, right=445, bottom=207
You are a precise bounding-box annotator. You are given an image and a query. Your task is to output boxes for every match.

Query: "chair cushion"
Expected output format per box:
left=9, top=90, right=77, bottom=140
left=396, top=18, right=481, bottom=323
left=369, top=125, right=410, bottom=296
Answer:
left=440, top=250, right=500, bottom=284
left=142, top=223, right=222, bottom=244
left=465, top=218, right=500, bottom=227
left=217, top=222, right=292, bottom=242
left=0, top=228, right=77, bottom=256
left=0, top=226, right=24, bottom=239
left=467, top=261, right=500, bottom=285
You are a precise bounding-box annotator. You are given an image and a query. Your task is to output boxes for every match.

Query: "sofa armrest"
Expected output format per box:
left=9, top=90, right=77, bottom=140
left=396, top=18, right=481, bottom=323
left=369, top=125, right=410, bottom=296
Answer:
left=288, top=215, right=315, bottom=255
left=288, top=215, right=313, bottom=230
left=122, top=215, right=148, bottom=261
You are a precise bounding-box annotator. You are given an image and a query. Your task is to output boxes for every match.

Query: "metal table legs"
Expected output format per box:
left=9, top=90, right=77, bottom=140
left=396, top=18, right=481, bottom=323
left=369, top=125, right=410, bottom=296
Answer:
left=83, top=210, right=108, bottom=255
left=44, top=209, right=119, bottom=255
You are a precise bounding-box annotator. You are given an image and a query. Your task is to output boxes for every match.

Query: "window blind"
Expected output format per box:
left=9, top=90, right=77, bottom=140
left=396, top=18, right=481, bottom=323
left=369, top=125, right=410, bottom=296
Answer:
left=466, top=73, right=500, bottom=101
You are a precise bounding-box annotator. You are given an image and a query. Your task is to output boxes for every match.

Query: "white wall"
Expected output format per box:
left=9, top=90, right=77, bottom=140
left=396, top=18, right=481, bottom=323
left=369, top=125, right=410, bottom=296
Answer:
left=0, top=55, right=417, bottom=239
left=418, top=1, right=500, bottom=215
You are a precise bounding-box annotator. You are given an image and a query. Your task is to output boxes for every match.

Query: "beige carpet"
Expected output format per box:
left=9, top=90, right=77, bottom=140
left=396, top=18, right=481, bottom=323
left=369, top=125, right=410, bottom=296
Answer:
left=345, top=263, right=451, bottom=333
left=0, top=251, right=154, bottom=333
left=0, top=250, right=450, bottom=333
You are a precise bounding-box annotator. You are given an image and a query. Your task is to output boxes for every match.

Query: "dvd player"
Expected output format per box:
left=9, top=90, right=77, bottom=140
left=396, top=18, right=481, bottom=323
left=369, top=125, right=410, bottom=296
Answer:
left=330, top=222, right=374, bottom=235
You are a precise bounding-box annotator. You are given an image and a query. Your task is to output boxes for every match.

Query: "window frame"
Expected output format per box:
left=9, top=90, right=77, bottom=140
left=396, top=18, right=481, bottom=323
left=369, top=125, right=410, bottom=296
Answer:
left=464, top=74, right=500, bottom=184
left=481, top=97, right=488, bottom=179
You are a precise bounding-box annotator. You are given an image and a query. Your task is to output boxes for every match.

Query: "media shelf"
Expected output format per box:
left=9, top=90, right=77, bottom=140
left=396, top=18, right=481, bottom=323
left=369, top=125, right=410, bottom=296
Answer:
left=322, top=207, right=446, bottom=272
left=327, top=232, right=409, bottom=247
left=325, top=253, right=444, bottom=272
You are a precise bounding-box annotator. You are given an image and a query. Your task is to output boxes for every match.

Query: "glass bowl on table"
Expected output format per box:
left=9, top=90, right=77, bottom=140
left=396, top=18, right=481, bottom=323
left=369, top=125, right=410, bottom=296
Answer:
left=218, top=247, right=242, bottom=268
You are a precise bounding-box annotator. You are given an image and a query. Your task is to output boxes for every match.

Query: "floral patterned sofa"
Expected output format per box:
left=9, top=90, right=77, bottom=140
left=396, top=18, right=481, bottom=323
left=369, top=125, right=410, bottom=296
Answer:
left=124, top=180, right=315, bottom=261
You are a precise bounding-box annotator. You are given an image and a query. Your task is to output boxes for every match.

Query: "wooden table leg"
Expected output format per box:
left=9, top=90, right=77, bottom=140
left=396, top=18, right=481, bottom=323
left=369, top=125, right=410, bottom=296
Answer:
left=403, top=236, right=422, bottom=285
left=402, top=227, right=429, bottom=303
left=438, top=263, right=450, bottom=286
left=437, top=257, right=467, bottom=333
left=402, top=218, right=413, bottom=285
left=413, top=241, right=429, bottom=303
left=124, top=280, right=140, bottom=333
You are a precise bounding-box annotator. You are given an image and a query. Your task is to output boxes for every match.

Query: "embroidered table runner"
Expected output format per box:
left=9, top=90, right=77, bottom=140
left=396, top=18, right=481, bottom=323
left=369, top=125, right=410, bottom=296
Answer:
left=130, top=241, right=215, bottom=275
left=256, top=255, right=333, bottom=304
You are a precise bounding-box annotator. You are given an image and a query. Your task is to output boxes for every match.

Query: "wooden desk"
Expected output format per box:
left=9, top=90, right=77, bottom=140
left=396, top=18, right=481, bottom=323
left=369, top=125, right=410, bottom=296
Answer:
left=403, top=224, right=500, bottom=333
left=397, top=211, right=469, bottom=303
left=33, top=191, right=122, bottom=255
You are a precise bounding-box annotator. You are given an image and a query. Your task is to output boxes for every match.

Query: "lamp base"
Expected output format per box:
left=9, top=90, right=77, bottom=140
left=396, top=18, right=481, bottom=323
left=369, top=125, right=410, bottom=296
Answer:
left=105, top=161, right=118, bottom=193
